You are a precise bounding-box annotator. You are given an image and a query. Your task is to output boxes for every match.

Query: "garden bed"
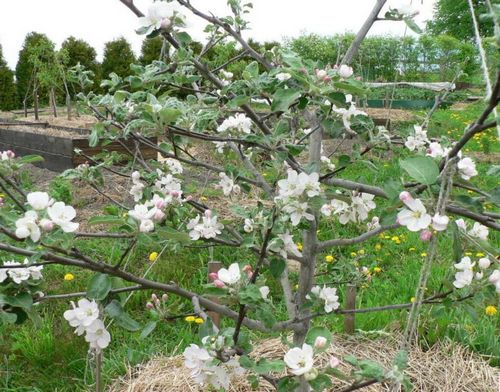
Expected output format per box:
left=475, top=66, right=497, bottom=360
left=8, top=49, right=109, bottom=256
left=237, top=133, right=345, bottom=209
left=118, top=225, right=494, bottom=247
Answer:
left=0, top=121, right=157, bottom=171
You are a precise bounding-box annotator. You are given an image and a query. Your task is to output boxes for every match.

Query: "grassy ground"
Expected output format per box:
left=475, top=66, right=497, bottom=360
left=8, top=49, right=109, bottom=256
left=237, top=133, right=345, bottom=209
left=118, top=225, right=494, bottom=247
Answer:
left=0, top=102, right=498, bottom=391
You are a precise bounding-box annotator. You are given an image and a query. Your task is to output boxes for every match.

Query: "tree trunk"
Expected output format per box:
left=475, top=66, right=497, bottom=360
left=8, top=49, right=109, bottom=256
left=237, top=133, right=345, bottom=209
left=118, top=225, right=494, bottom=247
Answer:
left=33, top=85, right=39, bottom=121
left=66, top=93, right=72, bottom=120
left=342, top=0, right=387, bottom=65
left=50, top=88, right=58, bottom=118
left=23, top=100, right=27, bottom=118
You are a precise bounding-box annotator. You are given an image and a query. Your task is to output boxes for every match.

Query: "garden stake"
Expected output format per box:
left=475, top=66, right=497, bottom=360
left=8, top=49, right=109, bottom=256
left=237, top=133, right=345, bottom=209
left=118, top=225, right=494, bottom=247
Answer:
left=344, top=284, right=357, bottom=334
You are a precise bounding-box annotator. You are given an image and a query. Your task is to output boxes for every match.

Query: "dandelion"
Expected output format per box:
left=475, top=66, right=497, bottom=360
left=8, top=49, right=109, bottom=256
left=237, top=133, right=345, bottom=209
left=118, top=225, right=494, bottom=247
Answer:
left=358, top=249, right=365, bottom=255
left=373, top=267, right=382, bottom=273
left=149, top=252, right=159, bottom=262
left=420, top=252, right=427, bottom=257
left=476, top=252, right=485, bottom=257
left=185, top=316, right=196, bottom=323
left=194, top=317, right=204, bottom=324
left=296, top=243, right=303, bottom=252
left=410, top=297, right=416, bottom=303
left=325, top=255, right=334, bottom=263
left=485, top=306, right=497, bottom=316
left=350, top=252, right=357, bottom=257
left=374, top=244, right=382, bottom=251
left=64, top=273, right=75, bottom=281
left=409, top=247, right=416, bottom=251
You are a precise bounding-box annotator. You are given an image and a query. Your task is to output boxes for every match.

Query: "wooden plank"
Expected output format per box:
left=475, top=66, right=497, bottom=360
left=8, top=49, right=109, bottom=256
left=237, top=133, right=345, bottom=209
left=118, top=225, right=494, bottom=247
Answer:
left=0, top=128, right=73, bottom=155
left=0, top=142, right=74, bottom=172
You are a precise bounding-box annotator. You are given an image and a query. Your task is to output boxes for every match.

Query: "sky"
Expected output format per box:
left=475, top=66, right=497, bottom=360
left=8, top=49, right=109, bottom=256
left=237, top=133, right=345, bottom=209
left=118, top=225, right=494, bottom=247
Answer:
left=0, top=0, right=436, bottom=69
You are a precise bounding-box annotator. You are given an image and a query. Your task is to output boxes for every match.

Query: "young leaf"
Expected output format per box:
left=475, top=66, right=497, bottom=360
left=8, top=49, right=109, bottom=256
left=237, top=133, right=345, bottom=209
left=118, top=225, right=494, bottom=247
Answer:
left=399, top=156, right=439, bottom=185
left=271, top=88, right=301, bottom=112
left=87, top=273, right=112, bottom=300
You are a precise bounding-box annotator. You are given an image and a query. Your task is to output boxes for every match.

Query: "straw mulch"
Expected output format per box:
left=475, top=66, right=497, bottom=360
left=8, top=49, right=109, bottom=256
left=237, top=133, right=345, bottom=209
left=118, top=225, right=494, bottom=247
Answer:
left=108, top=334, right=499, bottom=392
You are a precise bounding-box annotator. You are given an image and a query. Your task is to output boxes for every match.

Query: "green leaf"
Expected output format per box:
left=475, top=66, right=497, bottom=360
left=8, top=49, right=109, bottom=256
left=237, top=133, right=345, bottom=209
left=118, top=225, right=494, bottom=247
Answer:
left=490, top=187, right=500, bottom=206
left=239, top=284, right=263, bottom=305
left=18, top=155, right=44, bottom=164
left=271, top=88, right=301, bottom=112
left=383, top=178, right=403, bottom=201
left=404, top=17, right=423, bottom=34
left=285, top=144, right=306, bottom=156
left=140, top=321, right=157, bottom=339
left=0, top=311, right=17, bottom=324
left=399, top=156, right=439, bottom=185
left=0, top=293, right=33, bottom=309
left=305, top=327, right=332, bottom=353
left=255, top=304, right=276, bottom=328
left=270, top=258, right=286, bottom=278
left=309, top=374, right=333, bottom=391
left=393, top=350, right=408, bottom=370
left=88, top=215, right=124, bottom=226
left=243, top=61, right=259, bottom=80
left=87, top=273, right=112, bottom=300
left=253, top=358, right=285, bottom=374
left=356, top=359, right=385, bottom=380
left=105, top=300, right=141, bottom=331
left=158, top=107, right=182, bottom=124
left=277, top=377, right=299, bottom=392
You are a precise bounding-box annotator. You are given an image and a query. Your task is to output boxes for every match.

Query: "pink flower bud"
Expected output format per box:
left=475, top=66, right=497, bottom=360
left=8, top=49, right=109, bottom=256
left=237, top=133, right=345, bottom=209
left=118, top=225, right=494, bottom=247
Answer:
left=185, top=195, right=193, bottom=201
left=213, top=279, right=225, bottom=288
left=161, top=294, right=169, bottom=302
left=6, top=150, right=15, bottom=159
left=154, top=199, right=166, bottom=209
left=420, top=229, right=432, bottom=241
left=153, top=209, right=165, bottom=222
left=40, top=219, right=54, bottom=232
left=171, top=191, right=179, bottom=198
left=151, top=293, right=158, bottom=301
left=399, top=191, right=412, bottom=202
left=314, top=336, right=328, bottom=349
left=146, top=302, right=154, bottom=309
left=204, top=209, right=212, bottom=218
left=323, top=76, right=332, bottom=82
left=316, top=69, right=328, bottom=80
left=329, top=356, right=340, bottom=368
left=160, top=18, right=172, bottom=30
left=208, top=272, right=218, bottom=281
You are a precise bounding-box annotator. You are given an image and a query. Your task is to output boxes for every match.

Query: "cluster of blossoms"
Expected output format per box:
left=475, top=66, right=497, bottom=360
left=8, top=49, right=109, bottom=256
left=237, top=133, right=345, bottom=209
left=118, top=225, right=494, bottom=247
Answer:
left=0, top=258, right=43, bottom=284
left=455, top=218, right=489, bottom=241
left=321, top=191, right=376, bottom=225
left=183, top=337, right=245, bottom=389
left=453, top=256, right=499, bottom=292
left=187, top=209, right=224, bottom=240
left=273, top=231, right=303, bottom=259
left=217, top=172, right=241, bottom=196
left=283, top=337, right=339, bottom=382
left=404, top=126, right=478, bottom=181
left=216, top=113, right=252, bottom=135
left=15, top=192, right=79, bottom=242
left=330, top=94, right=367, bottom=133
left=1, top=150, right=15, bottom=161
left=396, top=191, right=448, bottom=235
left=63, top=299, right=110, bottom=351
left=209, top=263, right=270, bottom=299
left=220, top=70, right=233, bottom=86
left=129, top=171, right=145, bottom=202
left=315, top=64, right=353, bottom=82
left=275, top=169, right=321, bottom=226
left=146, top=292, right=169, bottom=312
left=129, top=194, right=168, bottom=232
left=137, top=1, right=181, bottom=35
left=307, top=285, right=340, bottom=313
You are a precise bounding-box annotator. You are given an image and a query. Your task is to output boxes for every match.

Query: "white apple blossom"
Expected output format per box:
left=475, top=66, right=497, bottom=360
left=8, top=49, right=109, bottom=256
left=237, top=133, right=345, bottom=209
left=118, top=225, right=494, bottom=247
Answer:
left=128, top=203, right=158, bottom=232
left=23, top=258, right=43, bottom=280
left=367, top=216, right=381, bottom=231
left=309, top=285, right=340, bottom=313
left=331, top=94, right=367, bottom=133
left=275, top=169, right=320, bottom=201
left=184, top=344, right=213, bottom=384
left=26, top=191, right=52, bottom=210
left=397, top=191, right=431, bottom=232
left=478, top=258, right=491, bottom=270
left=243, top=218, right=254, bottom=233
left=302, top=128, right=313, bottom=135
left=217, top=172, right=240, bottom=196
left=276, top=232, right=302, bottom=258
left=0, top=259, right=43, bottom=283
left=259, top=286, right=270, bottom=300
left=220, top=70, right=233, bottom=80
left=85, top=319, right=111, bottom=350
left=276, top=72, right=291, bottom=81
left=457, top=157, right=478, bottom=180
left=321, top=191, right=376, bottom=224
left=164, top=158, right=183, bottom=175
left=284, top=343, right=314, bottom=376
left=47, top=202, right=79, bottom=233
left=453, top=257, right=475, bottom=289
left=217, top=113, right=252, bottom=135
left=63, top=298, right=100, bottom=335
left=404, top=125, right=429, bottom=151
left=15, top=210, right=41, bottom=242
left=431, top=214, right=449, bottom=231
left=213, top=141, right=227, bottom=154
left=137, top=1, right=179, bottom=35
left=488, top=270, right=500, bottom=292
left=314, top=336, right=328, bottom=349
left=217, top=263, right=241, bottom=285
left=338, top=64, right=353, bottom=78
left=187, top=210, right=223, bottom=240
left=154, top=170, right=183, bottom=204
left=283, top=201, right=315, bottom=226
left=426, top=142, right=449, bottom=159
left=468, top=222, right=489, bottom=240
left=455, top=218, right=467, bottom=231
left=320, top=156, right=336, bottom=171
left=0, top=150, right=14, bottom=160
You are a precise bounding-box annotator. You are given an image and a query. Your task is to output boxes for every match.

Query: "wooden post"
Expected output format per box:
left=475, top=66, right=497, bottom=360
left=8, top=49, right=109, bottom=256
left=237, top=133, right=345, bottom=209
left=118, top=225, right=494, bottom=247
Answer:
left=344, top=284, right=357, bottom=334
left=23, top=100, right=27, bottom=118
left=33, top=88, right=39, bottom=121
left=95, top=350, right=102, bottom=392
left=207, top=261, right=222, bottom=328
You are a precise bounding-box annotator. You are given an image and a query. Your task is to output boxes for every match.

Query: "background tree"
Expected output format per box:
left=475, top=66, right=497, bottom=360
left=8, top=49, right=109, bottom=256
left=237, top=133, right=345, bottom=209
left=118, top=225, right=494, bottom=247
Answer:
left=0, top=44, right=17, bottom=110
left=15, top=32, right=55, bottom=108
left=61, top=36, right=100, bottom=93
left=426, top=0, right=496, bottom=41
left=139, top=36, right=167, bottom=65
left=101, top=37, right=136, bottom=79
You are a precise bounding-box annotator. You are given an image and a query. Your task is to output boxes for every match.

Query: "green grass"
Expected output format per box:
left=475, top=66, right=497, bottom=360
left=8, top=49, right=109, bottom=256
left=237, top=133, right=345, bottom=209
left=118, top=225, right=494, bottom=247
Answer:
left=0, top=103, right=499, bottom=391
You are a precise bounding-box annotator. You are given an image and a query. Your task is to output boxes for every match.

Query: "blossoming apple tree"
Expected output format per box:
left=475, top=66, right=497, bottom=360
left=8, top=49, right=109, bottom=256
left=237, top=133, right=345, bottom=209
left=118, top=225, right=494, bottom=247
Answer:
left=1, top=1, right=499, bottom=391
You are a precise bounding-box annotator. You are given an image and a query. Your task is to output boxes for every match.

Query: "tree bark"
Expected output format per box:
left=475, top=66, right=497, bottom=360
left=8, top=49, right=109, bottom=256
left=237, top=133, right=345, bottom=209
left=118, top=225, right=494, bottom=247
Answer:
left=33, top=84, right=39, bottom=121
left=50, top=88, right=58, bottom=117
left=342, top=0, right=387, bottom=65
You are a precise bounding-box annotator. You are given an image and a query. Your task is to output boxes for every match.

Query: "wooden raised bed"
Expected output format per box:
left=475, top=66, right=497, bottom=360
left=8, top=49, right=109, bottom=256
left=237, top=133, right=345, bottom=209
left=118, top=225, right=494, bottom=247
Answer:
left=0, top=121, right=157, bottom=172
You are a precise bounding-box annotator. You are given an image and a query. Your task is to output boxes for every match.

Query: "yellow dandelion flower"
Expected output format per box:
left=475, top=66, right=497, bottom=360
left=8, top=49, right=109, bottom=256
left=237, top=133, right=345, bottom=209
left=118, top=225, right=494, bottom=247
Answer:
left=64, top=273, right=75, bottom=281
left=194, top=317, right=205, bottom=324
left=465, top=252, right=472, bottom=256
left=350, top=252, right=357, bottom=257
left=420, top=252, right=427, bottom=257
left=325, top=255, right=334, bottom=263
left=373, top=267, right=382, bottom=273
left=201, top=196, right=208, bottom=201
left=296, top=243, right=303, bottom=251
left=375, top=243, right=382, bottom=251
left=410, top=297, right=416, bottom=303
left=358, top=249, right=365, bottom=255
left=485, top=306, right=497, bottom=316
left=185, top=316, right=196, bottom=323
left=391, top=236, right=399, bottom=242
left=476, top=252, right=485, bottom=257
left=149, top=252, right=159, bottom=262
left=409, top=247, right=416, bottom=251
